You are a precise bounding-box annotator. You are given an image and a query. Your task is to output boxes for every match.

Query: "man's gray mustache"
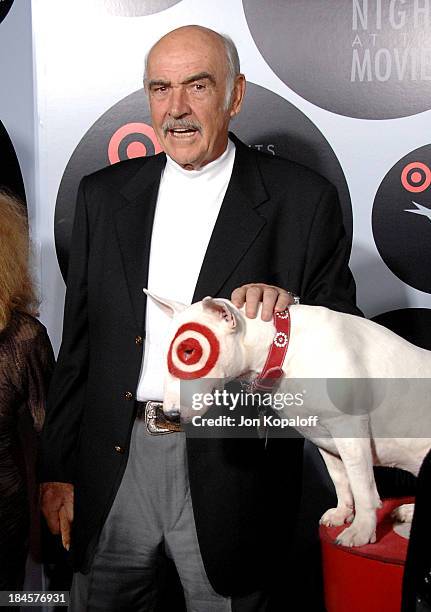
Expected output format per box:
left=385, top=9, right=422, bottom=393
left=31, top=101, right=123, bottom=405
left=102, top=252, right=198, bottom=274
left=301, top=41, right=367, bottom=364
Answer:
left=162, top=119, right=202, bottom=136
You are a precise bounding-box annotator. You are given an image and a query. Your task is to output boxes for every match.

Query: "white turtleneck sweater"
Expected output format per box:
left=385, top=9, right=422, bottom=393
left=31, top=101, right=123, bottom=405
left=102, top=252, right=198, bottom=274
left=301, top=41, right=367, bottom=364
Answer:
left=136, top=139, right=236, bottom=401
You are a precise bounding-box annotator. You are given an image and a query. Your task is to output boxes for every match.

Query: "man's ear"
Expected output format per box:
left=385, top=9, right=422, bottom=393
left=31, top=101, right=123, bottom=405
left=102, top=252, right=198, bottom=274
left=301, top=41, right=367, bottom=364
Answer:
left=229, top=74, right=246, bottom=118
left=202, top=297, right=238, bottom=330
left=144, top=289, right=187, bottom=318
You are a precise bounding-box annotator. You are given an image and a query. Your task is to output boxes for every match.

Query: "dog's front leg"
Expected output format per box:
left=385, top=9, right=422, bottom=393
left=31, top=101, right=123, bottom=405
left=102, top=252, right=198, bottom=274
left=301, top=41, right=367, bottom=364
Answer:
left=331, top=436, right=381, bottom=547
left=318, top=447, right=354, bottom=527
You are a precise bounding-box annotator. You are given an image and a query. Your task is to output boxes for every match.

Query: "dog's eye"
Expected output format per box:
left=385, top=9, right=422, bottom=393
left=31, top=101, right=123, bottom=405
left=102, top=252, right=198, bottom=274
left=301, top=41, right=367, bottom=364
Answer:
left=183, top=348, right=194, bottom=360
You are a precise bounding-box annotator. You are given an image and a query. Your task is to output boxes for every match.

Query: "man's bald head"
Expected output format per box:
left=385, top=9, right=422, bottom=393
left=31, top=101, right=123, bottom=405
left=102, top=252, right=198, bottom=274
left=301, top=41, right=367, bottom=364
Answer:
left=144, top=25, right=240, bottom=110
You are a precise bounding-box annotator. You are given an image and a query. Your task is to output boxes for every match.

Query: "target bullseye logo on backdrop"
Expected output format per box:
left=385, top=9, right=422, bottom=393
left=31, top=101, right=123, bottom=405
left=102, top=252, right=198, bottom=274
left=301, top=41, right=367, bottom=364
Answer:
left=0, top=0, right=14, bottom=25
left=168, top=323, right=220, bottom=380
left=56, top=83, right=351, bottom=276
left=108, top=122, right=162, bottom=164
left=243, top=0, right=431, bottom=119
left=401, top=162, right=431, bottom=194
left=372, top=144, right=431, bottom=294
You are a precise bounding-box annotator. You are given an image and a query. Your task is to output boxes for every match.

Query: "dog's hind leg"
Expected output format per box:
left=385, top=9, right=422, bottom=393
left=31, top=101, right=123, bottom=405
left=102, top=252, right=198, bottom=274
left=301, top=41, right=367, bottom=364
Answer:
left=318, top=448, right=354, bottom=527
left=390, top=444, right=427, bottom=524
left=331, top=434, right=381, bottom=547
left=392, top=503, right=414, bottom=523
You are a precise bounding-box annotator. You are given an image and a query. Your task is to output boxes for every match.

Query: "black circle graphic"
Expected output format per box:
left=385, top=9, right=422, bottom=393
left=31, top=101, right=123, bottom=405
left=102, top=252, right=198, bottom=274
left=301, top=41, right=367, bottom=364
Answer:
left=56, top=83, right=352, bottom=277
left=372, top=145, right=431, bottom=294
left=243, top=0, right=431, bottom=119
left=0, top=119, right=25, bottom=203
left=98, top=0, right=181, bottom=16
left=372, top=308, right=431, bottom=351
left=0, top=0, right=14, bottom=25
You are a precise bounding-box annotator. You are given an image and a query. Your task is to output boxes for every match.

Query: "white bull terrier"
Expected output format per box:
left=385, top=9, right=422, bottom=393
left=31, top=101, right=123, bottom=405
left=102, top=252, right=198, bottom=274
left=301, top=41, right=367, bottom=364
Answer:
left=145, top=290, right=431, bottom=547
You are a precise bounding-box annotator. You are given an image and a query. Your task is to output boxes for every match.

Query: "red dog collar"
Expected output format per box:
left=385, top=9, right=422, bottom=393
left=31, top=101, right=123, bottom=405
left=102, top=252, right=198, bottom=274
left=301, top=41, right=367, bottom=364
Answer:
left=250, top=308, right=290, bottom=391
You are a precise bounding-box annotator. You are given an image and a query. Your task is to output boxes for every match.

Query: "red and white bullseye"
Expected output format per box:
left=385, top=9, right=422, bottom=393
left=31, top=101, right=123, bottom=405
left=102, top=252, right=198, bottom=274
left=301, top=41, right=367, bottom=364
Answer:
left=108, top=122, right=163, bottom=165
left=401, top=161, right=431, bottom=193
left=167, top=322, right=220, bottom=380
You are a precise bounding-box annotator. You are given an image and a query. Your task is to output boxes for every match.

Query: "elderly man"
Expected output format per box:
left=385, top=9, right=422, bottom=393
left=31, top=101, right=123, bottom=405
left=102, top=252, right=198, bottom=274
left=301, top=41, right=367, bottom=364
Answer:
left=40, top=25, right=360, bottom=611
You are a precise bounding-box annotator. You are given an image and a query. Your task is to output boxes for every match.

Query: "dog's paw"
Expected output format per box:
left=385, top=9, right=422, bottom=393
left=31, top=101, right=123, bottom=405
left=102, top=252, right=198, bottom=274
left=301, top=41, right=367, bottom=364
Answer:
left=335, top=520, right=376, bottom=547
left=392, top=503, right=415, bottom=523
left=320, top=506, right=354, bottom=527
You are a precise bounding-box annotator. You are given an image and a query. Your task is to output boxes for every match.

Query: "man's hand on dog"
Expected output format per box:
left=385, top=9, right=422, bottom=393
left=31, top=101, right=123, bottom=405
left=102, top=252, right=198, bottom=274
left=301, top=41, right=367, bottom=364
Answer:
left=40, top=482, right=74, bottom=551
left=231, top=283, right=294, bottom=322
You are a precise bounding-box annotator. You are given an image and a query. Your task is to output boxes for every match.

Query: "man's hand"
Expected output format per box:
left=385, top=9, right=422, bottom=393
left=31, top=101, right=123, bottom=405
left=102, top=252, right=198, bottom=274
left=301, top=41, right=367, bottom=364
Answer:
left=40, top=482, right=74, bottom=551
left=231, top=283, right=294, bottom=322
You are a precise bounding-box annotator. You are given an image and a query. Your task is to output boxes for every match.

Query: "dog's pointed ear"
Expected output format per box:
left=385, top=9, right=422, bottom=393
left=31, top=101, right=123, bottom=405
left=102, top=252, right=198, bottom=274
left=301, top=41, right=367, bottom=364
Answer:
left=202, top=297, right=238, bottom=330
left=144, top=289, right=187, bottom=318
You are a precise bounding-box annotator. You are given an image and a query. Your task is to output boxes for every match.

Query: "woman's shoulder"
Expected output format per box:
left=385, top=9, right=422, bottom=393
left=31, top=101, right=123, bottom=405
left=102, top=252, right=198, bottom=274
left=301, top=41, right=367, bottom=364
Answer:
left=2, top=312, right=54, bottom=375
left=4, top=311, right=49, bottom=345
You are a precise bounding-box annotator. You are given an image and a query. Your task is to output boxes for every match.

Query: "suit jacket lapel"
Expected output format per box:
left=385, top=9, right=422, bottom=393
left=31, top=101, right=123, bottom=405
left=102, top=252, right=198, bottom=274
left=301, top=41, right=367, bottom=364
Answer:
left=193, top=136, right=268, bottom=300
left=115, top=154, right=166, bottom=329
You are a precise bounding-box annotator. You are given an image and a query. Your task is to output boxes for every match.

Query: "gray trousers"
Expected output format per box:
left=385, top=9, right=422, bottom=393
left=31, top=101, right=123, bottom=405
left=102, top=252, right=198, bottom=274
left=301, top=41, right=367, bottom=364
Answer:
left=69, top=420, right=268, bottom=612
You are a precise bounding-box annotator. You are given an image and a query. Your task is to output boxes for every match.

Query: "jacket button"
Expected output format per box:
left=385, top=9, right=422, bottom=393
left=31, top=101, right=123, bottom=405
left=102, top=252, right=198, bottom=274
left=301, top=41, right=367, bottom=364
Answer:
left=114, top=445, right=125, bottom=454
left=124, top=391, right=133, bottom=401
left=135, top=335, right=143, bottom=345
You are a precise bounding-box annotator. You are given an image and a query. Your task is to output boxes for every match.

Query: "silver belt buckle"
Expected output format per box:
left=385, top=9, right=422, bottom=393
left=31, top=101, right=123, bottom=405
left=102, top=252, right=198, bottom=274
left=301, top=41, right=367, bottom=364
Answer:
left=145, top=401, right=173, bottom=435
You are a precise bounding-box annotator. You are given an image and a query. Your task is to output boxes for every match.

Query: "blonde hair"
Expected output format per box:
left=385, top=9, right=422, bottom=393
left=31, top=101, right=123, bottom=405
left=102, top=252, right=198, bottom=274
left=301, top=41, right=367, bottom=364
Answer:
left=0, top=190, right=38, bottom=330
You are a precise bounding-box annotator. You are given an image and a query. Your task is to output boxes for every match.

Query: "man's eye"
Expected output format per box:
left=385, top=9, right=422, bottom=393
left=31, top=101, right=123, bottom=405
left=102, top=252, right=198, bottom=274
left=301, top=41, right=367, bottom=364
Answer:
left=193, top=83, right=205, bottom=91
left=152, top=86, right=168, bottom=95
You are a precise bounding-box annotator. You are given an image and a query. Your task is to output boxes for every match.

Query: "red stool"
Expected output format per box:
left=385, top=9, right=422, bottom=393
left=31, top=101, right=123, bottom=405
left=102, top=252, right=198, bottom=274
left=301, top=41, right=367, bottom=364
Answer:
left=320, top=497, right=414, bottom=612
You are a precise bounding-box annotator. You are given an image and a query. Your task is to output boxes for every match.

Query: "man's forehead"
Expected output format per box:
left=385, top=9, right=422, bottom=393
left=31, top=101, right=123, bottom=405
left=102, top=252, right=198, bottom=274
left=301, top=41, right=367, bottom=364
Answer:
left=147, top=30, right=226, bottom=77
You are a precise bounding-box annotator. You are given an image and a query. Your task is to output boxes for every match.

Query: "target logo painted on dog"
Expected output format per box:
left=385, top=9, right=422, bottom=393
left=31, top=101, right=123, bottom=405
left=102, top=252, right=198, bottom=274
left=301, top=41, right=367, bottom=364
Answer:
left=373, top=144, right=431, bottom=293
left=168, top=322, right=220, bottom=380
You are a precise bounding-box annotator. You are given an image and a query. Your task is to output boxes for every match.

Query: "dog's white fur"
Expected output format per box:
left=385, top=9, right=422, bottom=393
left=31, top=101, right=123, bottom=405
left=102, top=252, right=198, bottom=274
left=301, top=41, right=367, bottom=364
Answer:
left=146, top=291, right=431, bottom=547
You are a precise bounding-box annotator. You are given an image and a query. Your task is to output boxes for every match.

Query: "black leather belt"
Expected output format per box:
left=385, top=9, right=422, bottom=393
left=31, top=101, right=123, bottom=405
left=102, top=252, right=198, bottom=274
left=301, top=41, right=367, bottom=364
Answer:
left=136, top=400, right=182, bottom=435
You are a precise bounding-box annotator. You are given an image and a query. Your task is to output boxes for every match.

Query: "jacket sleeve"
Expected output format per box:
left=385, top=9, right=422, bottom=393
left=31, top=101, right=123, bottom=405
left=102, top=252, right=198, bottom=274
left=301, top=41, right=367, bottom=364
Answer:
left=25, top=324, right=55, bottom=433
left=299, top=183, right=362, bottom=317
left=39, top=176, right=90, bottom=483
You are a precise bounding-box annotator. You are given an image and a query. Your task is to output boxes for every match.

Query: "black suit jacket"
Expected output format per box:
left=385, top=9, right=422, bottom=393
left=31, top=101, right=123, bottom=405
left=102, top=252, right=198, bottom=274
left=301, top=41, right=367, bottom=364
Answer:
left=40, top=134, right=361, bottom=595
